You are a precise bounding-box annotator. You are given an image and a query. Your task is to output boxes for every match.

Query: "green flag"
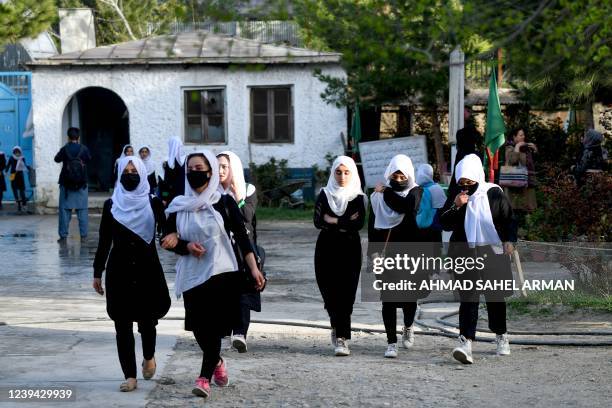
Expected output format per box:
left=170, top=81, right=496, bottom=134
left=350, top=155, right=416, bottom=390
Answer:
left=350, top=103, right=361, bottom=154
left=484, top=69, right=505, bottom=180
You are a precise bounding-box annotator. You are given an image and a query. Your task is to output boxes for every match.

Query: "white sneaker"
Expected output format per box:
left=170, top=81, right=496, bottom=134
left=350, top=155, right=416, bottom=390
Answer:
left=231, top=334, right=248, bottom=353
left=384, top=343, right=398, bottom=358
left=401, top=325, right=415, bottom=348
left=221, top=336, right=231, bottom=351
left=330, top=328, right=337, bottom=347
left=452, top=335, right=473, bottom=364
left=334, top=338, right=350, bottom=356
left=496, top=334, right=510, bottom=356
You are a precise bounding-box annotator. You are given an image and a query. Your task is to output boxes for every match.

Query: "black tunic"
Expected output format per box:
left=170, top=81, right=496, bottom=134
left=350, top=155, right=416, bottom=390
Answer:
left=314, top=192, right=366, bottom=316
left=440, top=187, right=517, bottom=300
left=238, top=189, right=261, bottom=311
left=6, top=156, right=26, bottom=191
left=162, top=194, right=253, bottom=331
left=367, top=186, right=431, bottom=301
left=147, top=172, right=157, bottom=195
left=93, top=196, right=171, bottom=322
left=158, top=160, right=185, bottom=206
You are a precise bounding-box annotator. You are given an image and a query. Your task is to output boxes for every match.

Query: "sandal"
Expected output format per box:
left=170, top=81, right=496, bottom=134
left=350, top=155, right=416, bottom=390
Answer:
left=142, top=357, right=156, bottom=380
left=119, top=378, right=137, bottom=392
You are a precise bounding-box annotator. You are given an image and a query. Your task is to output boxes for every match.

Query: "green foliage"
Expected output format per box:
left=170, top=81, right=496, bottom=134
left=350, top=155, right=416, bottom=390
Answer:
left=525, top=170, right=611, bottom=242
left=466, top=0, right=612, bottom=108
left=294, top=0, right=473, bottom=108
left=0, top=0, right=56, bottom=46
left=248, top=157, right=289, bottom=205
left=508, top=290, right=612, bottom=314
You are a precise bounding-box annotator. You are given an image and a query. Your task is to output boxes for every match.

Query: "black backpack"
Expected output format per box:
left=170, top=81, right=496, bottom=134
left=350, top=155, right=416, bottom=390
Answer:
left=64, top=145, right=87, bottom=190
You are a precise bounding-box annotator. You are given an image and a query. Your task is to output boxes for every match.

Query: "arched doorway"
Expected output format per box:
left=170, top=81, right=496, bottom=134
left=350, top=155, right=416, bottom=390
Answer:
left=62, top=87, right=129, bottom=192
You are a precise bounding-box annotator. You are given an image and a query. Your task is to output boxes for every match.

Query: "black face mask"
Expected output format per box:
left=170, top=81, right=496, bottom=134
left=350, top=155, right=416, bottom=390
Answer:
left=389, top=179, right=410, bottom=192
left=120, top=173, right=140, bottom=191
left=187, top=171, right=210, bottom=189
left=460, top=182, right=479, bottom=196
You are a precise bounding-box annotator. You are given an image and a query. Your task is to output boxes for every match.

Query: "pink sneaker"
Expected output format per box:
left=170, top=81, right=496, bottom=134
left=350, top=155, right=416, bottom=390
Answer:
left=192, top=377, right=211, bottom=398
left=212, top=358, right=229, bottom=387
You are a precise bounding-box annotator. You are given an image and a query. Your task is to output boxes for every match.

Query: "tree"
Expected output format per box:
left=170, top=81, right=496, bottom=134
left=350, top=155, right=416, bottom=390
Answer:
left=0, top=0, right=56, bottom=47
left=293, top=0, right=475, bottom=173
left=466, top=0, right=612, bottom=127
left=57, top=0, right=187, bottom=45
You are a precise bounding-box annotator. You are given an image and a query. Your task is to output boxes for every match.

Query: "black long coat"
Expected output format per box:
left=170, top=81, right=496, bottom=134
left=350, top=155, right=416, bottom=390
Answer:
left=367, top=187, right=431, bottom=301
left=93, top=197, right=171, bottom=321
left=440, top=187, right=517, bottom=300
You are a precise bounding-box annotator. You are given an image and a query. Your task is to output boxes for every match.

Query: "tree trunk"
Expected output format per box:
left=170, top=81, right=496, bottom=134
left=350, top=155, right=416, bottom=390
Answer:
left=430, top=108, right=446, bottom=176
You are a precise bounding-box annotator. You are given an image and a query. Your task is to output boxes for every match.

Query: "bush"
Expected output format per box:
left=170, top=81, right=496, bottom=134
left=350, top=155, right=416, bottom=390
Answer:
left=248, top=157, right=289, bottom=206
left=525, top=170, right=611, bottom=241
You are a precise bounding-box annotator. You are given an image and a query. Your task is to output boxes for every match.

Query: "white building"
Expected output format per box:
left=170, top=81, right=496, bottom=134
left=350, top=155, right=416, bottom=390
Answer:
left=28, top=32, right=346, bottom=209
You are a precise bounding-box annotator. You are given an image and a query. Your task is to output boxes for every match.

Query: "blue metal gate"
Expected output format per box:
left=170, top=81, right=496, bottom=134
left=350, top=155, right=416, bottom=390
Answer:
left=0, top=72, right=33, bottom=202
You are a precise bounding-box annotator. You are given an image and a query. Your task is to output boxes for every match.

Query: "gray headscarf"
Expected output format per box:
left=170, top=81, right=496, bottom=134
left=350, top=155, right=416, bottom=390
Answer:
left=583, top=129, right=603, bottom=148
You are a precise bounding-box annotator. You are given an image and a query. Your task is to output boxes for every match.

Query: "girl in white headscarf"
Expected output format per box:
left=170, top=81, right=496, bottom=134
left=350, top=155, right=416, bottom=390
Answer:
left=113, top=144, right=134, bottom=184
left=217, top=151, right=260, bottom=353
left=161, top=150, right=264, bottom=399
left=368, top=154, right=429, bottom=359
left=138, top=145, right=157, bottom=195
left=440, top=154, right=516, bottom=365
left=6, top=146, right=28, bottom=211
left=313, top=155, right=367, bottom=356
left=159, top=137, right=186, bottom=206
left=93, top=156, right=170, bottom=392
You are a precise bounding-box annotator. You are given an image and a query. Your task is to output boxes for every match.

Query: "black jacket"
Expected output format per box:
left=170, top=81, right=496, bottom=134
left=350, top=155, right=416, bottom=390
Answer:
left=93, top=196, right=170, bottom=321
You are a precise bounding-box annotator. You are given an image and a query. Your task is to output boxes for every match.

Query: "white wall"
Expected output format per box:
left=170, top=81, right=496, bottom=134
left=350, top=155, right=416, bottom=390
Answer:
left=31, top=64, right=346, bottom=207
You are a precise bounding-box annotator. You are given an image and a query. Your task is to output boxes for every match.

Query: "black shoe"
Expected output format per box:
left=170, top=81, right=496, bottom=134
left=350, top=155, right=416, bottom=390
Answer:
left=57, top=237, right=67, bottom=243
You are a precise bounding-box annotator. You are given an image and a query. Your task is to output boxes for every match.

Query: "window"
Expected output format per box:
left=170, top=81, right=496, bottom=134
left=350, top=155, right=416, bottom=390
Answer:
left=184, top=88, right=226, bottom=143
left=250, top=87, right=293, bottom=143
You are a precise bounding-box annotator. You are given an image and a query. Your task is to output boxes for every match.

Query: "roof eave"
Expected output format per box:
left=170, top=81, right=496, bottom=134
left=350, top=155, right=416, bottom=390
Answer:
left=27, top=55, right=342, bottom=67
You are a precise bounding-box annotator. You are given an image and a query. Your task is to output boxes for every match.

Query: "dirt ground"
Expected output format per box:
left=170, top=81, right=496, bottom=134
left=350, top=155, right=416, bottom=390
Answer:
left=146, top=324, right=612, bottom=408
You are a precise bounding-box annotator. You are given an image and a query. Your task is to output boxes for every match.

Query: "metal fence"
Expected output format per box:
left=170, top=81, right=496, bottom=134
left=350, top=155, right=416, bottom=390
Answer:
left=148, top=20, right=303, bottom=47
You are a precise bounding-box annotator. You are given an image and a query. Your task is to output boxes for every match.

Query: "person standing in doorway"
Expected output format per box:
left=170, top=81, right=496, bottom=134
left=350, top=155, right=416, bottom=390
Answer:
left=6, top=146, right=29, bottom=213
left=54, top=127, right=92, bottom=243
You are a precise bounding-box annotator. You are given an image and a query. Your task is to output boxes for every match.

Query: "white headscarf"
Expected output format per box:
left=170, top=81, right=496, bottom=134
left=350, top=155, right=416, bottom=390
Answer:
left=455, top=154, right=504, bottom=254
left=321, top=155, right=366, bottom=216
left=165, top=149, right=224, bottom=229
left=115, top=144, right=134, bottom=166
left=138, top=145, right=156, bottom=175
left=218, top=151, right=247, bottom=200
left=370, top=154, right=416, bottom=229
left=12, top=146, right=27, bottom=172
left=166, top=137, right=186, bottom=169
left=111, top=156, right=155, bottom=244
left=416, top=163, right=447, bottom=209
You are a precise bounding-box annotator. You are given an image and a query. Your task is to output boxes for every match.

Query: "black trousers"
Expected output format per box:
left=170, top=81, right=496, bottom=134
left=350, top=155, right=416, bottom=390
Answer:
left=114, top=320, right=157, bottom=379
left=193, top=328, right=222, bottom=380
left=232, top=302, right=251, bottom=336
left=382, top=302, right=417, bottom=344
left=459, top=301, right=507, bottom=340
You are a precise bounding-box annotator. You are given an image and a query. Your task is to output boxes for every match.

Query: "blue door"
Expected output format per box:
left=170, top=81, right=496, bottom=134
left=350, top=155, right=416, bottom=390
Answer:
left=0, top=73, right=33, bottom=202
